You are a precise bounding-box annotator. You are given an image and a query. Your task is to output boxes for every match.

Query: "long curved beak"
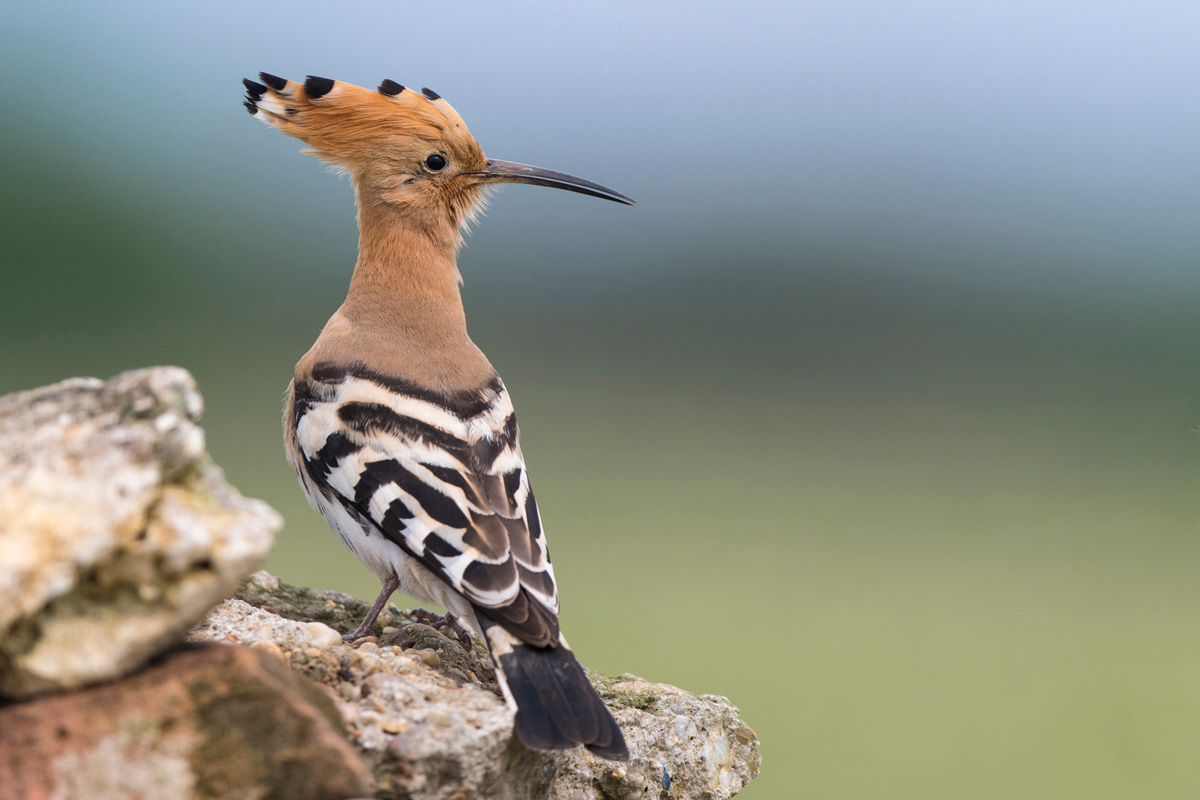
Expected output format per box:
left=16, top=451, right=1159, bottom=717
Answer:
left=464, top=159, right=634, bottom=205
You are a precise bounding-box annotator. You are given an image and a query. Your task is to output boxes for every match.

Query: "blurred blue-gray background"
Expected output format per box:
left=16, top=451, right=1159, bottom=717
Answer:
left=2, top=2, right=1198, bottom=797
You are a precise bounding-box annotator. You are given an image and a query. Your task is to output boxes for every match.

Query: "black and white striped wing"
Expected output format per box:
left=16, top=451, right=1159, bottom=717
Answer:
left=293, top=365, right=560, bottom=646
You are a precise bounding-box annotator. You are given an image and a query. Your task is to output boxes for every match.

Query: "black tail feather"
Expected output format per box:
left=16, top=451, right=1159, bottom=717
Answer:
left=586, top=714, right=629, bottom=761
left=477, top=611, right=629, bottom=761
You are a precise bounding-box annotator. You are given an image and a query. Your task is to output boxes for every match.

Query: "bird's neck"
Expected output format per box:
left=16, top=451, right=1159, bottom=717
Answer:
left=342, top=192, right=467, bottom=338
left=309, top=189, right=494, bottom=393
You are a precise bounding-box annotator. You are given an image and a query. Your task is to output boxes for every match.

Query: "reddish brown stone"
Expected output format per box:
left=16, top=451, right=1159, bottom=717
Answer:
left=0, top=643, right=370, bottom=800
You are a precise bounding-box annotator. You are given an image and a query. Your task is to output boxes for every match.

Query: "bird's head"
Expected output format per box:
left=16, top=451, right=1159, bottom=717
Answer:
left=243, top=74, right=632, bottom=240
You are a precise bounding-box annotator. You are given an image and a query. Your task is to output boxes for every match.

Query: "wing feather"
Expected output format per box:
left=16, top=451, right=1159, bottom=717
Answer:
left=294, top=366, right=560, bottom=646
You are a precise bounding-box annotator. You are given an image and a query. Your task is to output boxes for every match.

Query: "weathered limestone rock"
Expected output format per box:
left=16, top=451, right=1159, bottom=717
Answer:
left=0, top=368, right=280, bottom=698
left=191, top=572, right=761, bottom=799
left=0, top=643, right=373, bottom=800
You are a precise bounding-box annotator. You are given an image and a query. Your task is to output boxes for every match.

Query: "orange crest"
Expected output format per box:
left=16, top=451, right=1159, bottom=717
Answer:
left=243, top=74, right=486, bottom=174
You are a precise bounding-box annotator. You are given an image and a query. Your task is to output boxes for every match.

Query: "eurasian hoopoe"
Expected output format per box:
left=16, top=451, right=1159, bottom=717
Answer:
left=242, top=73, right=633, bottom=760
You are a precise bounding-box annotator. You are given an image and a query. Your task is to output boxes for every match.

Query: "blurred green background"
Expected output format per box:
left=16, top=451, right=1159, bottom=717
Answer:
left=2, top=1, right=1198, bottom=797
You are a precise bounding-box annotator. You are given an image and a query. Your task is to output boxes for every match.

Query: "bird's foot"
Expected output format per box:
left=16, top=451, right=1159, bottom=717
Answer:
left=410, top=609, right=474, bottom=651
left=342, top=573, right=401, bottom=643
left=341, top=620, right=376, bottom=644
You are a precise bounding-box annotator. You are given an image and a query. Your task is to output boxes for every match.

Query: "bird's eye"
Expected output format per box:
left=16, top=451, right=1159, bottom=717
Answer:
left=425, top=153, right=448, bottom=171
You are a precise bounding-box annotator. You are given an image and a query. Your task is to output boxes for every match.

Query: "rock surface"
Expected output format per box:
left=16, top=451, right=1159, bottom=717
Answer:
left=191, top=572, right=762, bottom=799
left=0, top=643, right=372, bottom=800
left=0, top=368, right=280, bottom=698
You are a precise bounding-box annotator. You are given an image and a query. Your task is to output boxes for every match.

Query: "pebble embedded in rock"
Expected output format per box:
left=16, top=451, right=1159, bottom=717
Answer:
left=304, top=621, right=343, bottom=649
left=405, top=648, right=441, bottom=668
left=380, top=718, right=407, bottom=734
left=251, top=640, right=286, bottom=662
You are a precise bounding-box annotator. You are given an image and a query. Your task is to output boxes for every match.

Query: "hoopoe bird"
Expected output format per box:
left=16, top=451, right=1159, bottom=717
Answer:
left=242, top=73, right=633, bottom=760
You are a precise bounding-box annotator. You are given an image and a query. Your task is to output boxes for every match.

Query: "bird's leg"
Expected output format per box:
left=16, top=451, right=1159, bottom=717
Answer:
left=343, top=573, right=401, bottom=643
left=410, top=608, right=474, bottom=651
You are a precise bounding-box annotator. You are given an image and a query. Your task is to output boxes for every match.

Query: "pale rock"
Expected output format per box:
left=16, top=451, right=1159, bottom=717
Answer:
left=304, top=621, right=344, bottom=649
left=0, top=368, right=280, bottom=698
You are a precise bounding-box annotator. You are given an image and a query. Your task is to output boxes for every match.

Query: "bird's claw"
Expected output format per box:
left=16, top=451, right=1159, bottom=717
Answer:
left=411, top=609, right=474, bottom=651
left=341, top=623, right=375, bottom=643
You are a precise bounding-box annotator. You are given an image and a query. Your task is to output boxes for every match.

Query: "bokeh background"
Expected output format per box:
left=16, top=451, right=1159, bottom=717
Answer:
left=3, top=1, right=1198, bottom=797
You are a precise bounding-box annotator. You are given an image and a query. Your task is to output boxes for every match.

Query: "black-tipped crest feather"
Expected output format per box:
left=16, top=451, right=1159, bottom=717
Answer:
left=378, top=79, right=405, bottom=96
left=242, top=78, right=266, bottom=99
left=259, top=72, right=287, bottom=91
left=304, top=75, right=335, bottom=98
